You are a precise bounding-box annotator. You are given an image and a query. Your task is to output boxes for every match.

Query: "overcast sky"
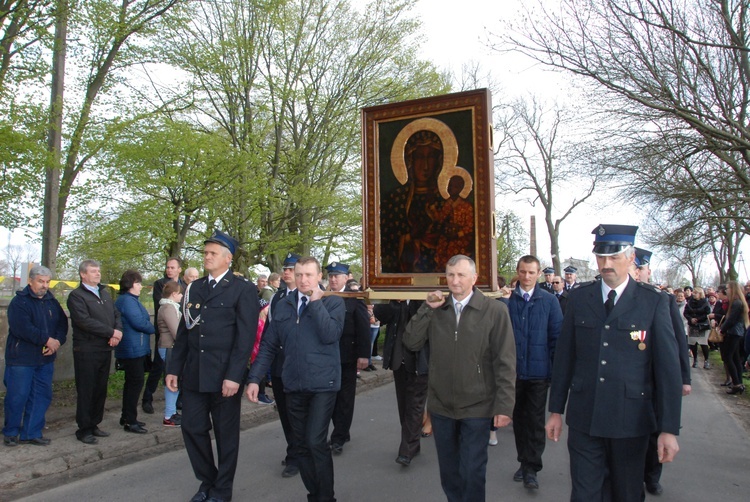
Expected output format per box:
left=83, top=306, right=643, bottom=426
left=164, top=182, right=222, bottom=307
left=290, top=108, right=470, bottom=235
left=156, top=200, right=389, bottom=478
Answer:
left=4, top=0, right=746, bottom=282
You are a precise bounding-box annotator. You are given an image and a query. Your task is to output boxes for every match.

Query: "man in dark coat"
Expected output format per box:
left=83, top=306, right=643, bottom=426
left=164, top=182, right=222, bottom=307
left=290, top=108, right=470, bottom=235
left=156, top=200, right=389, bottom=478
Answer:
left=633, top=247, right=691, bottom=497
left=539, top=267, right=555, bottom=292
left=4, top=266, right=68, bottom=447
left=67, top=259, right=123, bottom=445
left=142, top=256, right=184, bottom=414
left=552, top=275, right=569, bottom=315
left=247, top=257, right=345, bottom=502
left=267, top=252, right=302, bottom=478
left=166, top=231, right=258, bottom=502
left=326, top=262, right=370, bottom=455
left=563, top=266, right=579, bottom=291
left=371, top=299, right=427, bottom=466
left=546, top=225, right=682, bottom=502
left=502, top=256, right=562, bottom=490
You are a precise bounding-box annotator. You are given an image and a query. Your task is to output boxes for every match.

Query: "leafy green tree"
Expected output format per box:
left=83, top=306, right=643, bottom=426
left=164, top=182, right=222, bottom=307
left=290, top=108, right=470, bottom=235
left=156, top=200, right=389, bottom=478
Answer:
left=60, top=118, right=247, bottom=273
left=40, top=0, right=186, bottom=272
left=496, top=209, right=527, bottom=281
left=162, top=0, right=449, bottom=272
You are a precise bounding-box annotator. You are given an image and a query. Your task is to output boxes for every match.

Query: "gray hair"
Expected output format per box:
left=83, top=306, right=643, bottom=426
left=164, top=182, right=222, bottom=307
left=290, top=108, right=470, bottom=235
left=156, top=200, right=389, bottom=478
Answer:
left=29, top=265, right=52, bottom=279
left=78, top=259, right=101, bottom=275
left=446, top=254, right=476, bottom=273
left=258, top=274, right=268, bottom=280
left=623, top=246, right=635, bottom=259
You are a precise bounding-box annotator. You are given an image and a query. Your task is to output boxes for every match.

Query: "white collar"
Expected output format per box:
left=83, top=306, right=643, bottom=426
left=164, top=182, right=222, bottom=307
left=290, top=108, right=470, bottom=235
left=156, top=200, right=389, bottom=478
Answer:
left=208, top=270, right=229, bottom=284
left=602, top=276, right=629, bottom=304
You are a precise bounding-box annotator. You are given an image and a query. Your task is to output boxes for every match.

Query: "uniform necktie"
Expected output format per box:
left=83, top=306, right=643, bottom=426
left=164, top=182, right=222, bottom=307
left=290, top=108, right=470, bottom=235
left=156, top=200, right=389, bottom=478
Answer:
left=605, top=290, right=617, bottom=316
left=209, top=279, right=217, bottom=289
left=455, top=302, right=463, bottom=325
left=299, top=296, right=308, bottom=316
left=523, top=293, right=530, bottom=302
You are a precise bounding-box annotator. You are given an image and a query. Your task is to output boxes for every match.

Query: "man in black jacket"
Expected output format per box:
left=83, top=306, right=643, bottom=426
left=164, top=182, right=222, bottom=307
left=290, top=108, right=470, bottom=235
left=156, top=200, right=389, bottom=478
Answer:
left=371, top=299, right=427, bottom=466
left=634, top=247, right=691, bottom=497
left=166, top=231, right=258, bottom=502
left=67, top=259, right=123, bottom=445
left=546, top=225, right=682, bottom=502
left=326, top=262, right=370, bottom=455
left=142, top=256, right=184, bottom=414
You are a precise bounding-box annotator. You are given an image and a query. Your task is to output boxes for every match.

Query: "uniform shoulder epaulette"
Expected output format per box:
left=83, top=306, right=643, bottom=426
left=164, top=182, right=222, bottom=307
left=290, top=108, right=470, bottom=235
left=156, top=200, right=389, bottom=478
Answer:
left=635, top=281, right=662, bottom=294
left=576, top=279, right=600, bottom=289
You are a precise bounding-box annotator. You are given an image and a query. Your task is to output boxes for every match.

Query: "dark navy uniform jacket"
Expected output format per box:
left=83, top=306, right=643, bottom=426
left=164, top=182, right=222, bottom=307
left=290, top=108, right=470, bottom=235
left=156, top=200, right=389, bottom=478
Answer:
left=171, top=271, right=259, bottom=393
left=339, top=296, right=371, bottom=364
left=549, top=277, right=682, bottom=438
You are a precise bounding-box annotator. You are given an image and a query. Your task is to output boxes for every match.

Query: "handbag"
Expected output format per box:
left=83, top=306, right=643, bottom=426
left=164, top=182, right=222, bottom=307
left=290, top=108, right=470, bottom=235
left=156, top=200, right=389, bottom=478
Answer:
left=708, top=316, right=725, bottom=343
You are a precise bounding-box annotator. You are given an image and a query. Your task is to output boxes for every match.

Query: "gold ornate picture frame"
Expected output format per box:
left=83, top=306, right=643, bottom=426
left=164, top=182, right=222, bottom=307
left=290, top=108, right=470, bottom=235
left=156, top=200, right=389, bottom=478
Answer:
left=361, top=89, right=497, bottom=292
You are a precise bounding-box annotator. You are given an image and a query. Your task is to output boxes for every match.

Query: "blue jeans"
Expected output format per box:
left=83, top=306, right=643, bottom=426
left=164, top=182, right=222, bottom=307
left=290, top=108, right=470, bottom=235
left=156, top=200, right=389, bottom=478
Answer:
left=3, top=363, right=54, bottom=440
left=431, top=412, right=492, bottom=502
left=159, top=348, right=178, bottom=418
left=368, top=326, right=379, bottom=364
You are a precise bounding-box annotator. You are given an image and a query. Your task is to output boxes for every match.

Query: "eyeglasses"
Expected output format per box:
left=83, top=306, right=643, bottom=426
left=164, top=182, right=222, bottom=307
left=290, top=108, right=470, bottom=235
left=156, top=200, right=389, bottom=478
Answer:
left=552, top=281, right=561, bottom=284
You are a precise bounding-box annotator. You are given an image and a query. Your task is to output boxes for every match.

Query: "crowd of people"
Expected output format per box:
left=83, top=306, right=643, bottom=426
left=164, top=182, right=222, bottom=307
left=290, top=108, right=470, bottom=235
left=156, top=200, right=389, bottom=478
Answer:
left=4, top=224, right=750, bottom=502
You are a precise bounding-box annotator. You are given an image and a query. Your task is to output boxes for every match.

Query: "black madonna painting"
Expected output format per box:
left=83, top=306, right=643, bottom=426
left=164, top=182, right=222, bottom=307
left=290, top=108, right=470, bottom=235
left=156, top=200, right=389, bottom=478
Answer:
left=361, top=89, right=497, bottom=291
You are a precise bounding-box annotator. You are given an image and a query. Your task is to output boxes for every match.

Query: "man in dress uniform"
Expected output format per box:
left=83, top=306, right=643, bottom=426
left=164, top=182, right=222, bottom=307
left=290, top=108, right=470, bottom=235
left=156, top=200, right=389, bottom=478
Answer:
left=545, top=225, right=682, bottom=502
left=633, top=247, right=691, bottom=497
left=268, top=252, right=302, bottom=478
left=166, top=231, right=259, bottom=502
left=325, top=262, right=370, bottom=455
left=540, top=267, right=555, bottom=292
left=563, top=266, right=579, bottom=291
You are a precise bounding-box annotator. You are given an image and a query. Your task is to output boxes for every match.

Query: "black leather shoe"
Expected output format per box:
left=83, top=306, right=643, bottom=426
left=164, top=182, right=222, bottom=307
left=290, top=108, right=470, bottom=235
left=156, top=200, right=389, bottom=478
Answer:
left=124, top=423, right=148, bottom=434
left=92, top=427, right=110, bottom=437
left=142, top=401, right=155, bottom=414
left=395, top=455, right=411, bottom=466
left=513, top=467, right=524, bottom=482
left=189, top=491, right=208, bottom=502
left=119, top=417, right=145, bottom=427
left=20, top=437, right=51, bottom=446
left=523, top=470, right=539, bottom=489
left=281, top=464, right=299, bottom=477
left=206, top=498, right=227, bottom=502
left=330, top=442, right=343, bottom=455
left=78, top=434, right=98, bottom=445
left=4, top=435, right=19, bottom=447
left=645, top=482, right=663, bottom=495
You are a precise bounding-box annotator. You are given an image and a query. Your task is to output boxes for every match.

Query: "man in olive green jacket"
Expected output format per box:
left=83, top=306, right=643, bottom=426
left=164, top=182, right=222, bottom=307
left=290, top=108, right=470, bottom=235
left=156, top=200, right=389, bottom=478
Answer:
left=404, top=254, right=516, bottom=502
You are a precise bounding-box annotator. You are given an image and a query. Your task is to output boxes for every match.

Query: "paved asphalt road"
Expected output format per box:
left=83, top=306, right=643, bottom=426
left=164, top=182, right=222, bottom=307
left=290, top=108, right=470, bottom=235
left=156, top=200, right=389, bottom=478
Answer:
left=18, top=367, right=749, bottom=502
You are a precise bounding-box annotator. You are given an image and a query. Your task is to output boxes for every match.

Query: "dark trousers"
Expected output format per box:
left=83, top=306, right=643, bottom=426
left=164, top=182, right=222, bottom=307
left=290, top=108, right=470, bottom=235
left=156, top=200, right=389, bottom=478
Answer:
left=721, top=335, right=744, bottom=385
left=431, top=412, right=491, bottom=502
left=142, top=343, right=163, bottom=404
left=73, top=350, right=111, bottom=438
left=119, top=355, right=147, bottom=424
left=393, top=367, right=428, bottom=458
left=181, top=387, right=242, bottom=501
left=512, top=379, right=549, bottom=473
left=272, top=375, right=301, bottom=467
left=330, top=362, right=358, bottom=445
left=567, top=428, right=649, bottom=502
left=643, top=432, right=662, bottom=489
left=287, top=391, right=337, bottom=502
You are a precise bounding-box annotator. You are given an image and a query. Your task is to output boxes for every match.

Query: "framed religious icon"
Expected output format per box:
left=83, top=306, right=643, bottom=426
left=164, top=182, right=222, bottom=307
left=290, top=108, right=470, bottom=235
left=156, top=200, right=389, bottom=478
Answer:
left=361, top=88, right=497, bottom=292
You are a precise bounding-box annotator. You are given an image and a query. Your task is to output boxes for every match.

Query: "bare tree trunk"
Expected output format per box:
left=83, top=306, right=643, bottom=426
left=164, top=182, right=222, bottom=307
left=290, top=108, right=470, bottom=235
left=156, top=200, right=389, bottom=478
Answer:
left=41, top=0, right=67, bottom=274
